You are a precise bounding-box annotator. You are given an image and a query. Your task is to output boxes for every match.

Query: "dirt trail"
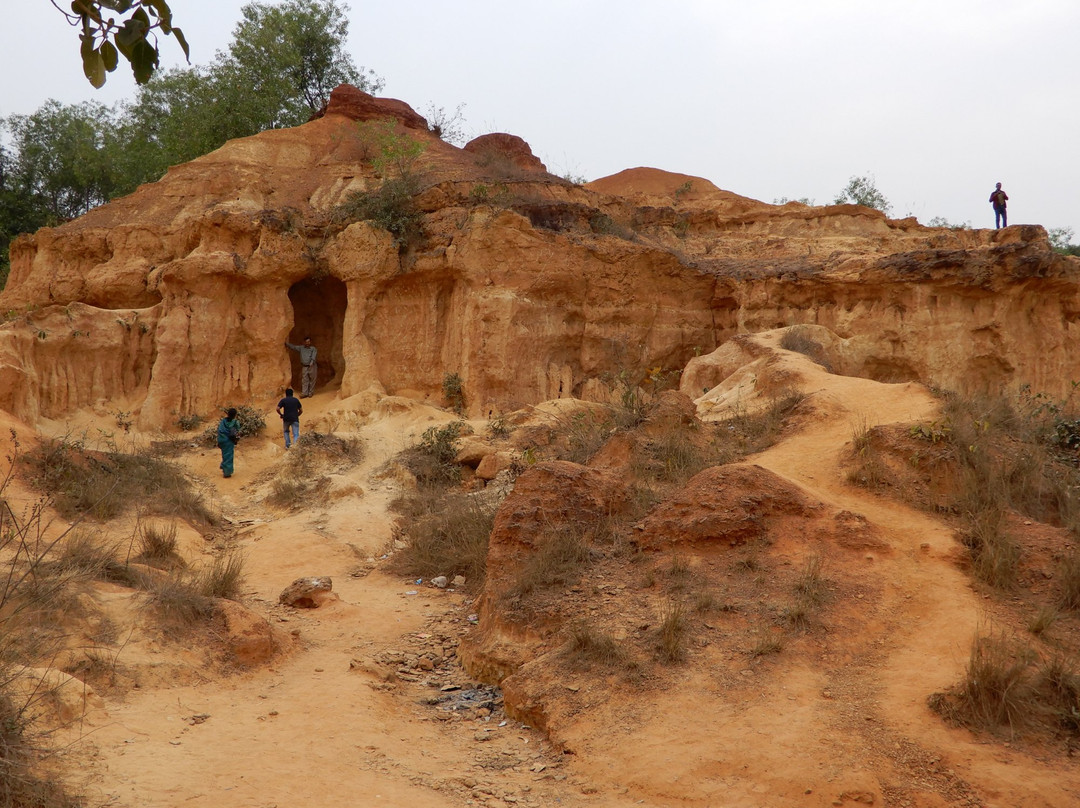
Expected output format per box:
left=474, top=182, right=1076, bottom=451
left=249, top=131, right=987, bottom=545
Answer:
left=746, top=360, right=1080, bottom=806
left=58, top=391, right=579, bottom=808
left=49, top=360, right=1080, bottom=807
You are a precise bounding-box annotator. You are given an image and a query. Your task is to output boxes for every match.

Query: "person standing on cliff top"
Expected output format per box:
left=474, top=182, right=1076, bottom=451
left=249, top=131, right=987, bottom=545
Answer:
left=989, top=182, right=1009, bottom=229
left=217, top=407, right=240, bottom=478
left=276, top=387, right=303, bottom=449
left=285, top=336, right=317, bottom=398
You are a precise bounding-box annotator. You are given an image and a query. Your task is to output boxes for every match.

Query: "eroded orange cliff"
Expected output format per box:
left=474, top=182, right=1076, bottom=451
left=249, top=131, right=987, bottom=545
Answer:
left=1, top=85, right=1076, bottom=429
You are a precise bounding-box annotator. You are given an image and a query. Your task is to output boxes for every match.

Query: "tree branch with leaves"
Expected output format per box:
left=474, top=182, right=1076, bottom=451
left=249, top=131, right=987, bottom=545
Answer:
left=52, top=0, right=190, bottom=87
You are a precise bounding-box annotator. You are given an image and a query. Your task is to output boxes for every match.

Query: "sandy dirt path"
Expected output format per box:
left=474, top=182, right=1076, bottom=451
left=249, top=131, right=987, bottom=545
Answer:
left=59, top=391, right=580, bottom=808
left=48, top=358, right=1080, bottom=807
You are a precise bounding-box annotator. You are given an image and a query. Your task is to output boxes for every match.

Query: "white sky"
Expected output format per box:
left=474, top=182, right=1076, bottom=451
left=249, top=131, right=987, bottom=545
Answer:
left=2, top=0, right=1078, bottom=235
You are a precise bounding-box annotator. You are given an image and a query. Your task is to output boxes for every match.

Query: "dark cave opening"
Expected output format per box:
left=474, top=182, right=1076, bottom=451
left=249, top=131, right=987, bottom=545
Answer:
left=287, top=275, right=347, bottom=392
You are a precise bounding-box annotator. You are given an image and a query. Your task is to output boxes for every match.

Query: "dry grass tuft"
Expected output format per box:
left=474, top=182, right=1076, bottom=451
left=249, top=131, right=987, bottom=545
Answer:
left=749, top=631, right=783, bottom=658
left=146, top=574, right=217, bottom=625
left=134, top=522, right=183, bottom=569
left=1028, top=606, right=1060, bottom=638
left=793, top=555, right=828, bottom=607
left=846, top=419, right=891, bottom=488
left=655, top=599, right=688, bottom=664
left=54, top=528, right=117, bottom=578
left=0, top=686, right=82, bottom=808
left=562, top=622, right=632, bottom=670
left=145, top=552, right=244, bottom=627
left=930, top=633, right=1036, bottom=737
left=267, top=477, right=316, bottom=509
left=1058, top=551, right=1080, bottom=612
left=23, top=436, right=214, bottom=524
left=508, top=524, right=592, bottom=599
left=1035, top=656, right=1080, bottom=735
left=717, top=391, right=806, bottom=457
left=959, top=503, right=1020, bottom=590
left=779, top=326, right=832, bottom=370
left=0, top=437, right=84, bottom=807
left=198, top=552, right=245, bottom=600
left=389, top=491, right=495, bottom=591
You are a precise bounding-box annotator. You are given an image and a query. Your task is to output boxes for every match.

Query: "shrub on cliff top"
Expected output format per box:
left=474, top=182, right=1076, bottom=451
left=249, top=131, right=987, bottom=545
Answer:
left=333, top=177, right=424, bottom=249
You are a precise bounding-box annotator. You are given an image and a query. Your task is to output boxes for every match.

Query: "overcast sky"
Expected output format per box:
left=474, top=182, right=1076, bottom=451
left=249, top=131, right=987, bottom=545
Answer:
left=3, top=1, right=1078, bottom=236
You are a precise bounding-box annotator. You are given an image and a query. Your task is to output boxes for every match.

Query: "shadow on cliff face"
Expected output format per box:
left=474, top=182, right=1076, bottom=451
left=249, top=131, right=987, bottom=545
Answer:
left=288, top=276, right=346, bottom=390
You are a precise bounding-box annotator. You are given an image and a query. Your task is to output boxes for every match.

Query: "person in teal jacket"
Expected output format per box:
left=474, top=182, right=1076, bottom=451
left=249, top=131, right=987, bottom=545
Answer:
left=217, top=408, right=240, bottom=478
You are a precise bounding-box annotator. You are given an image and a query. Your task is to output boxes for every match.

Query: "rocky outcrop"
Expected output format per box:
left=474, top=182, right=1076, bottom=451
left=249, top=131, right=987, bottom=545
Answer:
left=217, top=599, right=282, bottom=666
left=458, top=460, right=633, bottom=683
left=632, top=463, right=822, bottom=550
left=323, top=84, right=429, bottom=130
left=1, top=89, right=1078, bottom=429
left=278, top=576, right=334, bottom=608
left=463, top=133, right=548, bottom=173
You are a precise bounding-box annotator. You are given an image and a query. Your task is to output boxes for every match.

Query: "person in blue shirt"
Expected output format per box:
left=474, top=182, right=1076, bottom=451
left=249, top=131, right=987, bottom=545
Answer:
left=276, top=388, right=303, bottom=449
left=217, top=408, right=240, bottom=478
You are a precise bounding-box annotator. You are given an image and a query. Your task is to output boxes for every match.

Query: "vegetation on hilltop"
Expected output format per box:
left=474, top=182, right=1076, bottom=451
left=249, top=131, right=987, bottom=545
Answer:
left=1, top=0, right=379, bottom=289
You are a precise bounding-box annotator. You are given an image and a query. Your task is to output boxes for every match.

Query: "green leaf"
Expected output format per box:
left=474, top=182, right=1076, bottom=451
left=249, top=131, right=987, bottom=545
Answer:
left=115, top=17, right=147, bottom=50
left=100, top=39, right=119, bottom=72
left=79, top=31, right=95, bottom=61
left=129, top=38, right=159, bottom=84
left=132, top=7, right=151, bottom=30
left=146, top=0, right=173, bottom=22
left=81, top=46, right=107, bottom=89
left=171, top=27, right=190, bottom=61
left=70, top=0, right=102, bottom=23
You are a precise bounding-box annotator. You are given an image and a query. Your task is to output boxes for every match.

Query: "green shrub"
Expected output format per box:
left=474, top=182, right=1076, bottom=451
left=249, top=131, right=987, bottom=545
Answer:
left=333, top=177, right=423, bottom=249
left=442, top=372, right=465, bottom=414
left=400, top=422, right=465, bottom=487
left=176, top=413, right=203, bottom=431
left=233, top=405, right=265, bottom=438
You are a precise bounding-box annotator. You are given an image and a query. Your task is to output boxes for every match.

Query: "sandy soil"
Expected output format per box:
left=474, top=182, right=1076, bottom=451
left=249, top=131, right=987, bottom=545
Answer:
left=30, top=352, right=1080, bottom=808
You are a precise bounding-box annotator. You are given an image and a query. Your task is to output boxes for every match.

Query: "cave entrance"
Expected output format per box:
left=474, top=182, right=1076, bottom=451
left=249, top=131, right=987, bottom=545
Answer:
left=287, top=275, right=347, bottom=393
